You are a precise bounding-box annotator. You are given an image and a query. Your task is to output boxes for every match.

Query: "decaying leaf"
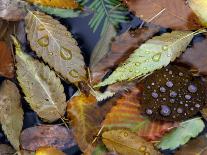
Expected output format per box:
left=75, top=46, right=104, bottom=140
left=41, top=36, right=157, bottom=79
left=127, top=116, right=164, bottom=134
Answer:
left=13, top=36, right=67, bottom=122
left=25, top=11, right=86, bottom=84
left=157, top=118, right=205, bottom=150
left=26, top=0, right=79, bottom=9
left=20, top=125, right=76, bottom=151
left=35, top=147, right=66, bottom=155
left=0, top=41, right=14, bottom=78
left=125, top=0, right=201, bottom=30
left=189, top=0, right=207, bottom=27
left=0, top=80, right=24, bottom=150
left=102, top=130, right=160, bottom=155
left=0, top=0, right=26, bottom=21
left=0, top=144, right=15, bottom=154
left=178, top=37, right=207, bottom=75
left=96, top=31, right=194, bottom=87
left=91, top=27, right=159, bottom=85
left=175, top=134, right=207, bottom=155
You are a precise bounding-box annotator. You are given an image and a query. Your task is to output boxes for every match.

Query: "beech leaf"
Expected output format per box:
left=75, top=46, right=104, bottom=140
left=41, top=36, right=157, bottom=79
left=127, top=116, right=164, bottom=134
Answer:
left=20, top=125, right=76, bottom=151
left=96, top=31, right=194, bottom=87
left=102, top=130, right=160, bottom=155
left=189, top=0, right=207, bottom=27
left=25, top=11, right=86, bottom=84
left=26, top=0, right=79, bottom=9
left=157, top=118, right=205, bottom=150
left=125, top=0, right=201, bottom=30
left=35, top=147, right=66, bottom=155
left=13, top=36, right=67, bottom=122
left=0, top=80, right=24, bottom=150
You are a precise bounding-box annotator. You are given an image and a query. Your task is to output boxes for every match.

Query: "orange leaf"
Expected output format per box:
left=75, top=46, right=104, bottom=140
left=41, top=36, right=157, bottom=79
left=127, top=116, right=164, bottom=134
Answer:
left=35, top=147, right=66, bottom=155
left=125, top=0, right=201, bottom=30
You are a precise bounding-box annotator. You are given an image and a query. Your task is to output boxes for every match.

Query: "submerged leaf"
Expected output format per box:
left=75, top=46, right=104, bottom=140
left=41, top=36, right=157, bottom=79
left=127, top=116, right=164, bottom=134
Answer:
left=13, top=36, right=66, bottom=122
left=125, top=0, right=201, bottom=30
left=102, top=130, right=160, bottom=155
left=26, top=0, right=79, bottom=9
left=20, top=125, right=76, bottom=151
left=25, top=11, right=86, bottom=84
left=35, top=147, right=66, bottom=155
left=189, top=0, right=207, bottom=27
left=0, top=80, right=24, bottom=150
left=96, top=31, right=194, bottom=87
left=157, top=118, right=205, bottom=150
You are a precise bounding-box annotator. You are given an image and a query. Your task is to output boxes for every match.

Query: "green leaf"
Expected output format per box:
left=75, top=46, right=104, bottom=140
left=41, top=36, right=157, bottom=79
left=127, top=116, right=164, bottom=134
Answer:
left=13, top=36, right=67, bottom=122
left=92, top=144, right=108, bottom=155
left=96, top=31, right=194, bottom=87
left=36, top=5, right=81, bottom=18
left=157, top=118, right=205, bottom=150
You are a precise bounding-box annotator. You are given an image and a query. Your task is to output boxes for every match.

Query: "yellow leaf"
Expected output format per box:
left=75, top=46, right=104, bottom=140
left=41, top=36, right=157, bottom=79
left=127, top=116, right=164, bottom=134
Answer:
left=26, top=0, right=79, bottom=9
left=35, top=147, right=66, bottom=155
left=189, top=0, right=207, bottom=27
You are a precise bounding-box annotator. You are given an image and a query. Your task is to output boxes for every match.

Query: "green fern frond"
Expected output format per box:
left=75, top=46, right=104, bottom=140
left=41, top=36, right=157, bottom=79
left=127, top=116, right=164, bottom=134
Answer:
left=88, top=0, right=128, bottom=35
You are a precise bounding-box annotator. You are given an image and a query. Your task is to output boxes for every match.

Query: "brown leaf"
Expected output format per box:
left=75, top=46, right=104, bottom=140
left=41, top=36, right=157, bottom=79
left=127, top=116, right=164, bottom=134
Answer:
left=0, top=41, right=14, bottom=78
left=35, top=147, right=66, bottom=155
left=175, top=135, right=207, bottom=155
left=177, top=38, right=207, bottom=76
left=125, top=0, right=201, bottom=30
left=20, top=125, right=76, bottom=151
left=0, top=144, right=15, bottom=154
left=90, top=26, right=159, bottom=85
left=0, top=0, right=26, bottom=21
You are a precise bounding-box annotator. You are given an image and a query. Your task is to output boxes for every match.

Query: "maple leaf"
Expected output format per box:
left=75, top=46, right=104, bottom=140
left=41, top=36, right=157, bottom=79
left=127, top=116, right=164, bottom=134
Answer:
left=125, top=0, right=201, bottom=30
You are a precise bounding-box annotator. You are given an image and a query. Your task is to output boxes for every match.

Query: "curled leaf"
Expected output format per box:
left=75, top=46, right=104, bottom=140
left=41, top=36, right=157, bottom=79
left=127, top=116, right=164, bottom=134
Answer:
left=96, top=31, right=194, bottom=87
left=20, top=125, right=76, bottom=151
left=13, top=36, right=66, bottom=122
left=35, top=147, right=66, bottom=155
left=0, top=80, right=24, bottom=150
left=102, top=130, right=160, bottom=155
left=25, top=11, right=86, bottom=84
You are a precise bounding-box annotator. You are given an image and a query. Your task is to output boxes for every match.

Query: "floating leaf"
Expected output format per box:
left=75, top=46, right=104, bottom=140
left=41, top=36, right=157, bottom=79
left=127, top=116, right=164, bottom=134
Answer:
left=0, top=144, right=15, bottom=154
left=0, top=0, right=26, bottom=21
left=96, top=31, right=194, bottom=87
left=91, top=26, right=159, bottom=84
left=189, top=0, right=207, bottom=27
left=157, top=118, right=205, bottom=150
left=35, top=147, right=66, bottom=155
left=13, top=36, right=66, bottom=122
left=37, top=5, right=81, bottom=18
left=125, top=0, right=201, bottom=30
left=26, top=0, right=79, bottom=9
left=0, top=41, right=14, bottom=78
left=175, top=134, right=207, bottom=155
left=20, top=125, right=76, bottom=151
left=0, top=80, right=24, bottom=150
left=25, top=11, right=86, bottom=84
left=102, top=130, right=160, bottom=155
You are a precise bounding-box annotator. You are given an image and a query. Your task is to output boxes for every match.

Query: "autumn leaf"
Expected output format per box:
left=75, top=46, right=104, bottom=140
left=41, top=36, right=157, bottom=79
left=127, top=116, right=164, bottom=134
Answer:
left=125, top=0, right=201, bottom=30
left=0, top=144, right=15, bottom=154
left=178, top=37, right=207, bottom=75
left=20, top=125, right=76, bottom=151
left=96, top=31, right=194, bottom=87
left=188, top=0, right=207, bottom=27
left=0, top=41, right=14, bottom=78
left=13, top=36, right=67, bottom=122
left=0, top=80, right=24, bottom=150
left=25, top=11, right=86, bottom=84
left=157, top=118, right=205, bottom=150
left=175, top=134, right=207, bottom=155
left=35, top=147, right=66, bottom=155
left=0, top=0, right=26, bottom=21
left=91, top=26, right=159, bottom=85
left=102, top=130, right=160, bottom=155
left=26, top=0, right=79, bottom=9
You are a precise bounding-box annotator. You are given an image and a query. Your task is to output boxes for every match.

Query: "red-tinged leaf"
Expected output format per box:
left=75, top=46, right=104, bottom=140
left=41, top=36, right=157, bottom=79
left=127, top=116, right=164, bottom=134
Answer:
left=102, top=83, right=177, bottom=141
left=125, top=0, right=201, bottom=30
left=0, top=41, right=14, bottom=78
left=90, top=27, right=159, bottom=85
left=178, top=37, right=207, bottom=76
left=20, top=125, right=76, bottom=151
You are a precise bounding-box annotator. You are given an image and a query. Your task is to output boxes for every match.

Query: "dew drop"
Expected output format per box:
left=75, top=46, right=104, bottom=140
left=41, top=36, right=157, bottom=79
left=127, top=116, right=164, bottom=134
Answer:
left=151, top=83, right=155, bottom=86
left=185, top=104, right=188, bottom=107
left=177, top=108, right=183, bottom=114
left=135, top=62, right=140, bottom=66
left=152, top=53, right=161, bottom=62
left=160, top=105, right=171, bottom=116
left=160, top=87, right=166, bottom=93
left=169, top=71, right=173, bottom=74
left=166, top=81, right=173, bottom=88
left=170, top=99, right=175, bottom=103
left=146, top=109, right=153, bottom=115
left=162, top=45, right=169, bottom=51
left=147, top=86, right=151, bottom=89
left=152, top=92, right=158, bottom=98
left=195, top=104, right=200, bottom=108
left=188, top=84, right=197, bottom=93
left=48, top=52, right=53, bottom=56
left=163, top=98, right=166, bottom=101
left=179, top=72, right=184, bottom=76
left=170, top=91, right=177, bottom=98
left=180, top=101, right=183, bottom=104
left=190, top=107, right=194, bottom=111
left=167, top=53, right=172, bottom=57
left=185, top=94, right=191, bottom=100
left=145, top=50, right=150, bottom=54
